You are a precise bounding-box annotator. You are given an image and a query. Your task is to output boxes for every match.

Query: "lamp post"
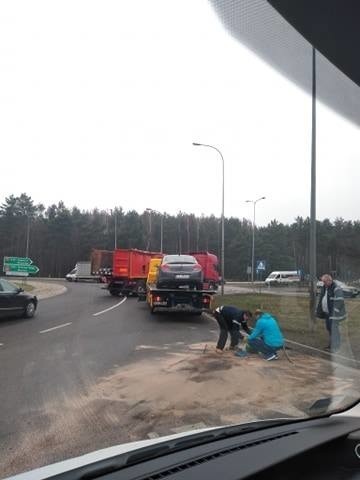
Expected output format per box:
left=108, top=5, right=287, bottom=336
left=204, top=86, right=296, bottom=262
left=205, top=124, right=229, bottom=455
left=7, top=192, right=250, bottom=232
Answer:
left=193, top=142, right=225, bottom=295
left=25, top=214, right=30, bottom=258
left=146, top=208, right=163, bottom=253
left=309, top=46, right=317, bottom=329
left=114, top=208, right=118, bottom=249
left=246, top=196, right=266, bottom=283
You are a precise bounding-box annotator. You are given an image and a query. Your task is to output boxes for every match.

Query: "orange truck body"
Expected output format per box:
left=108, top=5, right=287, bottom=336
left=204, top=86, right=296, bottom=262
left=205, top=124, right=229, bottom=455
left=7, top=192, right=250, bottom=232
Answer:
left=107, top=249, right=163, bottom=295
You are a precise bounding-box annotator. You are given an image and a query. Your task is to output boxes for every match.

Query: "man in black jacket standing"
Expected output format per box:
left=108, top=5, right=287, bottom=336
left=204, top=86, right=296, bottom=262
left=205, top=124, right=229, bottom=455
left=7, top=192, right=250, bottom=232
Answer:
left=213, top=305, right=252, bottom=353
left=316, top=274, right=346, bottom=353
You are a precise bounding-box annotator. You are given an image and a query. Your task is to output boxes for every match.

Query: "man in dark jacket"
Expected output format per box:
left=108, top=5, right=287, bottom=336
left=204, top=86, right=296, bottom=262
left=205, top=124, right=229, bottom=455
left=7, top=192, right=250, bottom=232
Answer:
left=316, top=274, right=346, bottom=352
left=213, top=305, right=252, bottom=353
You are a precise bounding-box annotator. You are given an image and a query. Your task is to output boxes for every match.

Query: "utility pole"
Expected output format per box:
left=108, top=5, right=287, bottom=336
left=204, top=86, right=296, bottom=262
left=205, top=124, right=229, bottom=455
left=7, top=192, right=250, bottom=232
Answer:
left=25, top=215, right=30, bottom=257
left=246, top=197, right=266, bottom=283
left=114, top=209, right=118, bottom=249
left=309, top=46, right=317, bottom=330
left=192, top=143, right=225, bottom=295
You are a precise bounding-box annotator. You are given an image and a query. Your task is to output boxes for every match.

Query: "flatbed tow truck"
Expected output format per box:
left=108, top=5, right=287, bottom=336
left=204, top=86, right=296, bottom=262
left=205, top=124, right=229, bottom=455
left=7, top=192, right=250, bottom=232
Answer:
left=139, top=284, right=216, bottom=314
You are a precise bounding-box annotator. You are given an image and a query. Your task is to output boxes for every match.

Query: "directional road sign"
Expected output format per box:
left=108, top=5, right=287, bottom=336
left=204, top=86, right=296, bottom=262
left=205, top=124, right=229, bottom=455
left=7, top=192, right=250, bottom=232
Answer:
left=3, top=257, right=39, bottom=275
left=4, top=264, right=39, bottom=274
left=4, top=256, right=32, bottom=265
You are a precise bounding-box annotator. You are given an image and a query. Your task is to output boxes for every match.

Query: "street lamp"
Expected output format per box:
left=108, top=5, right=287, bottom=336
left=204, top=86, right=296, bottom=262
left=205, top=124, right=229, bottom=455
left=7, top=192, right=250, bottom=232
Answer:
left=193, top=142, right=225, bottom=295
left=146, top=208, right=163, bottom=253
left=25, top=214, right=30, bottom=258
left=114, top=208, right=118, bottom=249
left=246, top=196, right=266, bottom=283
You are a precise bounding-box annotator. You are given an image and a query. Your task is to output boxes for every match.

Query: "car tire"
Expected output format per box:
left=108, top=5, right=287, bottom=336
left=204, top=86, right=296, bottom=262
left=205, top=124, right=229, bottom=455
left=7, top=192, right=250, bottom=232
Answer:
left=24, top=301, right=36, bottom=318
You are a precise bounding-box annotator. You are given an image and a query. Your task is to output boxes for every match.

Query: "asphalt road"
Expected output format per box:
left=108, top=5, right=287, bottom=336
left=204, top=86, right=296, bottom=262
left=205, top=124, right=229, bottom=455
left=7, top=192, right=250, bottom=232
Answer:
left=0, top=282, right=217, bottom=476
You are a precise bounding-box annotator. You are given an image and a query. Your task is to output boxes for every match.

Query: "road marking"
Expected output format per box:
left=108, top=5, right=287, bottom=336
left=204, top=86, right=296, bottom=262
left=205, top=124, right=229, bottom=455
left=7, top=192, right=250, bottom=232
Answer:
left=93, top=297, right=127, bottom=317
left=39, top=322, right=72, bottom=334
left=0, top=343, right=4, bottom=347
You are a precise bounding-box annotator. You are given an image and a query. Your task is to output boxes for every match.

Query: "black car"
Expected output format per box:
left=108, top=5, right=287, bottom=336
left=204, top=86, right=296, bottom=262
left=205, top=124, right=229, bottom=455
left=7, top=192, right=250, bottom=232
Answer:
left=156, top=254, right=203, bottom=289
left=0, top=278, right=38, bottom=318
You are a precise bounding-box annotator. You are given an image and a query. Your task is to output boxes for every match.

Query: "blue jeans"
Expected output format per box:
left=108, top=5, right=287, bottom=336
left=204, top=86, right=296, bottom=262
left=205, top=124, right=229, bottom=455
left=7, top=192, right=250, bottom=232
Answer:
left=325, top=317, right=341, bottom=350
left=248, top=338, right=281, bottom=356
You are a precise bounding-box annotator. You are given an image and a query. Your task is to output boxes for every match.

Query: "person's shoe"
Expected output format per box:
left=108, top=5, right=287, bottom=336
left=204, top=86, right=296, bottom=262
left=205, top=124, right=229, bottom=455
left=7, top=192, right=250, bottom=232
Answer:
left=215, top=348, right=224, bottom=354
left=228, top=346, right=237, bottom=351
left=265, top=353, right=278, bottom=361
left=324, top=346, right=331, bottom=352
left=235, top=350, right=248, bottom=358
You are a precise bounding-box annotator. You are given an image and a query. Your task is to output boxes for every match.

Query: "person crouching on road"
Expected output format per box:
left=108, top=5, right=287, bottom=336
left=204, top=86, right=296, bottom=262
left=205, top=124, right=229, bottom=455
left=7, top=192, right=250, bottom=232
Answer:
left=246, top=309, right=284, bottom=361
left=213, top=305, right=252, bottom=353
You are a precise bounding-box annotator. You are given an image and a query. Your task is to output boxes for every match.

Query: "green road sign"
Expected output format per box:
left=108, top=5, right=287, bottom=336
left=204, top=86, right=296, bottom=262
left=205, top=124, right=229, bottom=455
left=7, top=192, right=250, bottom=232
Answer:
left=3, top=257, right=39, bottom=275
left=4, top=256, right=32, bottom=265
left=4, top=264, right=39, bottom=274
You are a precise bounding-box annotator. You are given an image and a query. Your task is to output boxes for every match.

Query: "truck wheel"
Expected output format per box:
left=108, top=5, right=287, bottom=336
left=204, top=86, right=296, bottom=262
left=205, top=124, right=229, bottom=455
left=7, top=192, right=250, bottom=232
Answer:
left=136, top=281, right=146, bottom=295
left=109, top=289, right=119, bottom=296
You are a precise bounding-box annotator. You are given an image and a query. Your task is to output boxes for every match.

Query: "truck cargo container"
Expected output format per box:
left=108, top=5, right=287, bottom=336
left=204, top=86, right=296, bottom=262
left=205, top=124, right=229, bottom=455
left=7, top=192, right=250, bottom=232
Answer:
left=65, top=261, right=100, bottom=282
left=106, top=249, right=163, bottom=296
left=91, top=249, right=114, bottom=279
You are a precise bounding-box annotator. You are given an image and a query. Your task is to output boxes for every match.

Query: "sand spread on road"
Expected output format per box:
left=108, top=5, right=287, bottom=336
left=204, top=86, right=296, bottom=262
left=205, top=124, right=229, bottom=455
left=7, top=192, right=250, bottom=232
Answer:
left=3, top=344, right=359, bottom=477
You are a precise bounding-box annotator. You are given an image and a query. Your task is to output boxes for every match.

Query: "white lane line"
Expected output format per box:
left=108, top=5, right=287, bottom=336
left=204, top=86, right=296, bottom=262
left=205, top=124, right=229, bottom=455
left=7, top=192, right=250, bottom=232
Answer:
left=39, top=322, right=72, bottom=334
left=0, top=343, right=4, bottom=347
left=93, top=297, right=127, bottom=317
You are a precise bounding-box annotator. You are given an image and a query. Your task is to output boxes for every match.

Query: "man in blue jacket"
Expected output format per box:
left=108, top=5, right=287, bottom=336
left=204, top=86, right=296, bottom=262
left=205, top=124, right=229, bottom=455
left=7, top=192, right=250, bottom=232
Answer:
left=246, top=309, right=284, bottom=361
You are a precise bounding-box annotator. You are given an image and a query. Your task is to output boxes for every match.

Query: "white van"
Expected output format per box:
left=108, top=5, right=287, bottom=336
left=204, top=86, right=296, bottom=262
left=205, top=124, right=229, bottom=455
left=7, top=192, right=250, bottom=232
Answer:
left=265, top=271, right=301, bottom=286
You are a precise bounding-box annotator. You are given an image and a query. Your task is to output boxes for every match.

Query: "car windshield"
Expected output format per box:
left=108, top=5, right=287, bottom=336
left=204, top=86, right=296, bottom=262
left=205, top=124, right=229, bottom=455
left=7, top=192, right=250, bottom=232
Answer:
left=163, top=255, right=197, bottom=264
left=0, top=279, right=18, bottom=293
left=1, top=1, right=360, bottom=478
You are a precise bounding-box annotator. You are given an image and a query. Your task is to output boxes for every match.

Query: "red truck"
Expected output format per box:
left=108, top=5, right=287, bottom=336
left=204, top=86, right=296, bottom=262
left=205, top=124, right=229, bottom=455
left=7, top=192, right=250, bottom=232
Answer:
left=106, top=248, right=163, bottom=296
left=188, top=251, right=220, bottom=290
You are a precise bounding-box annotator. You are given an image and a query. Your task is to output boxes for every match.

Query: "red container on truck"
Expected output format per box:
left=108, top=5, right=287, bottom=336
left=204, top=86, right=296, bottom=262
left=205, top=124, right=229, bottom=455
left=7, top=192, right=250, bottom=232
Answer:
left=188, top=251, right=220, bottom=290
left=91, top=249, right=114, bottom=279
left=107, top=249, right=163, bottom=296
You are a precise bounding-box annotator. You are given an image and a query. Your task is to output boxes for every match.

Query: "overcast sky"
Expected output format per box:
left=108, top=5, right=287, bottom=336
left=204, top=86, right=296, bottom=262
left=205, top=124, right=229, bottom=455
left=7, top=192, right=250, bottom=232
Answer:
left=0, top=0, right=359, bottom=226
